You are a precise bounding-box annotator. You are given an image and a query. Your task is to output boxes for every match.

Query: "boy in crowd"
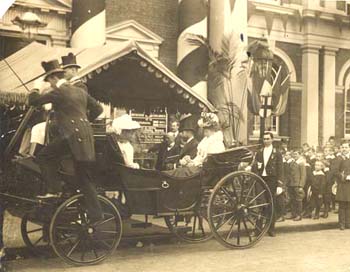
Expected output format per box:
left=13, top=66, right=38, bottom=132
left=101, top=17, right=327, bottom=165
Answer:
left=324, top=146, right=337, bottom=214
left=285, top=151, right=306, bottom=221
left=310, top=160, right=327, bottom=219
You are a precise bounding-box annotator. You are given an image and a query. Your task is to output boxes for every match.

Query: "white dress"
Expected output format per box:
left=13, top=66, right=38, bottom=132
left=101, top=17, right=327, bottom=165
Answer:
left=192, top=131, right=225, bottom=166
left=117, top=141, right=140, bottom=169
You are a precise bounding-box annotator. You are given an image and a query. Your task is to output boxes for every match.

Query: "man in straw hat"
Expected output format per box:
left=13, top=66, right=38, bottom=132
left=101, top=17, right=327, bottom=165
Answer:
left=28, top=59, right=103, bottom=223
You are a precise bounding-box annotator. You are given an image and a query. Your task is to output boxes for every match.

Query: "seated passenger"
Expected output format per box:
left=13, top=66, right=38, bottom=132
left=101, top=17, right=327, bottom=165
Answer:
left=110, top=114, right=141, bottom=169
left=177, top=114, right=199, bottom=164
left=165, top=112, right=225, bottom=178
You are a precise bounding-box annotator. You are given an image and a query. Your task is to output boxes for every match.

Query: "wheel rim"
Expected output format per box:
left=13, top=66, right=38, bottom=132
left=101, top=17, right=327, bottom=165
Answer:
left=21, top=214, right=50, bottom=256
left=165, top=190, right=213, bottom=243
left=50, top=195, right=122, bottom=266
left=208, top=171, right=273, bottom=249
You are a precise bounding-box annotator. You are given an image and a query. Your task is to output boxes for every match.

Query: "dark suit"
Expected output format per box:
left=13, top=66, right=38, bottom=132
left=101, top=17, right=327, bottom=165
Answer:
left=179, top=137, right=198, bottom=161
left=335, top=156, right=350, bottom=228
left=154, top=141, right=181, bottom=170
left=28, top=80, right=103, bottom=221
left=253, top=146, right=283, bottom=233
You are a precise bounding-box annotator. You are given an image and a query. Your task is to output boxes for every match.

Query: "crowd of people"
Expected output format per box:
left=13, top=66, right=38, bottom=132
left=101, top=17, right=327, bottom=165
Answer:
left=273, top=136, right=350, bottom=231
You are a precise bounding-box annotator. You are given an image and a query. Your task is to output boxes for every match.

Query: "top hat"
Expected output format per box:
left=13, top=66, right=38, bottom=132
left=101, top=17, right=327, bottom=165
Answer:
left=41, top=59, right=65, bottom=81
left=61, top=52, right=81, bottom=69
left=179, top=114, right=198, bottom=132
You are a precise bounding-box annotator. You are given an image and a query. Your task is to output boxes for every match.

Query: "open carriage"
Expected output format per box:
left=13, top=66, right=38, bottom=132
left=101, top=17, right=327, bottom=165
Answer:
left=0, top=41, right=274, bottom=266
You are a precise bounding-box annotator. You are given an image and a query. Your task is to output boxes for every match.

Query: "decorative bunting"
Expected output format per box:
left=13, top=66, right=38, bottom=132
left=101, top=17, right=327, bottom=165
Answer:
left=264, top=11, right=274, bottom=36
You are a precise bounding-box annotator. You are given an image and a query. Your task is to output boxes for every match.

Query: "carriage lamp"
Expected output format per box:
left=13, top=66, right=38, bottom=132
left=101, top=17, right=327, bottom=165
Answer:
left=12, top=11, right=47, bottom=40
left=248, top=41, right=274, bottom=78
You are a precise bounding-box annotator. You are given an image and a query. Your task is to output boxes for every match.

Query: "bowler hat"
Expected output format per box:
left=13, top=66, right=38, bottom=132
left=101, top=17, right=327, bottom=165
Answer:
left=61, top=52, right=81, bottom=69
left=41, top=59, right=64, bottom=81
left=179, top=114, right=198, bottom=132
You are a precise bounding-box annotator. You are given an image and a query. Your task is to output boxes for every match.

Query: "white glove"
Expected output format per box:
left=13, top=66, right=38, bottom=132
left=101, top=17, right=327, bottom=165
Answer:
left=276, top=187, right=283, bottom=195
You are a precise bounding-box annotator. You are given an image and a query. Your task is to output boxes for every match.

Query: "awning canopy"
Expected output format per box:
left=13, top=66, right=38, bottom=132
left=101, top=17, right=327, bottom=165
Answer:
left=0, top=41, right=215, bottom=113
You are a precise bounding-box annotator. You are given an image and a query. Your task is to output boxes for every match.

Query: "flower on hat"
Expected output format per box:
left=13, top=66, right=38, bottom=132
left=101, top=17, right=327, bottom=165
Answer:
left=197, top=112, right=219, bottom=128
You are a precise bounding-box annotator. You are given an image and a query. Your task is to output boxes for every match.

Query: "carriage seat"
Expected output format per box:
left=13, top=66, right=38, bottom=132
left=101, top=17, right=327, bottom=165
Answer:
left=160, top=168, right=201, bottom=181
left=204, top=146, right=253, bottom=169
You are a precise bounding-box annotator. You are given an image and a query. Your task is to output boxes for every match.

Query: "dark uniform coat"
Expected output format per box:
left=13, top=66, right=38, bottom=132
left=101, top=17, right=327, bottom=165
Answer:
left=336, top=156, right=350, bottom=202
left=28, top=81, right=102, bottom=162
left=253, top=147, right=284, bottom=183
left=285, top=160, right=301, bottom=187
left=311, top=171, right=326, bottom=195
left=178, top=138, right=198, bottom=161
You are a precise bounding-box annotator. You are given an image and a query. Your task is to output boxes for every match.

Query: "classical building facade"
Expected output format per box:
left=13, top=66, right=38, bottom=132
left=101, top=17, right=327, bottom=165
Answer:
left=2, top=0, right=350, bottom=148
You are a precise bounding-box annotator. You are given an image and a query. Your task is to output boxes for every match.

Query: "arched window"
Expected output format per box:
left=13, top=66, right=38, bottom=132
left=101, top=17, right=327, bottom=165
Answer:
left=345, top=89, right=350, bottom=136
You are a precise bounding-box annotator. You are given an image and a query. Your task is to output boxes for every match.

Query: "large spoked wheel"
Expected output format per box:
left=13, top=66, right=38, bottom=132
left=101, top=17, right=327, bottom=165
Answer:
left=164, top=190, right=213, bottom=243
left=49, top=194, right=122, bottom=266
left=208, top=171, right=273, bottom=249
left=21, top=214, right=50, bottom=256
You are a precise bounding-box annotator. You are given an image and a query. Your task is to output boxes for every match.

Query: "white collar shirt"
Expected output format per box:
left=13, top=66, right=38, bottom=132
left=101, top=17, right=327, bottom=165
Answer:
left=263, top=145, right=273, bottom=176
left=56, top=79, right=67, bottom=88
left=186, top=136, right=194, bottom=144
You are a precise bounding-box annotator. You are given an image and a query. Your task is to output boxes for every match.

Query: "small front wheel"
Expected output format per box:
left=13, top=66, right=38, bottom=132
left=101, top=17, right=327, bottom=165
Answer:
left=49, top=194, right=122, bottom=266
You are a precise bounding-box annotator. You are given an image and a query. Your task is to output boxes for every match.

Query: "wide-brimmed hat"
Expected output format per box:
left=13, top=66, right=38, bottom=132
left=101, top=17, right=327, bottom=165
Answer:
left=179, top=113, right=198, bottom=132
left=41, top=59, right=65, bottom=81
left=197, top=112, right=219, bottom=129
left=111, top=114, right=140, bottom=135
left=61, top=52, right=81, bottom=69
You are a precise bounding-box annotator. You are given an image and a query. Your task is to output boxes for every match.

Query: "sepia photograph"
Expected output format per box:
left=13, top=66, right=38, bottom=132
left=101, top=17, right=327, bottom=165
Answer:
left=0, top=0, right=349, bottom=271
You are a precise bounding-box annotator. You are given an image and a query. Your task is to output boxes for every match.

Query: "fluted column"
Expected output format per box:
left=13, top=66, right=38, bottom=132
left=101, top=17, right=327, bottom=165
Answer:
left=301, top=44, right=321, bottom=146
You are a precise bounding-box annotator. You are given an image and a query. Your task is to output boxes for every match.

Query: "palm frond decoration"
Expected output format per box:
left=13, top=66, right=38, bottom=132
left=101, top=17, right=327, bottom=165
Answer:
left=186, top=31, right=248, bottom=146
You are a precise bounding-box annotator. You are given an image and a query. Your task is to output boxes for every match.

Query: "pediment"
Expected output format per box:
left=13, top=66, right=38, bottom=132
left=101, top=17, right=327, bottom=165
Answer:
left=106, top=20, right=163, bottom=45
left=14, top=0, right=71, bottom=12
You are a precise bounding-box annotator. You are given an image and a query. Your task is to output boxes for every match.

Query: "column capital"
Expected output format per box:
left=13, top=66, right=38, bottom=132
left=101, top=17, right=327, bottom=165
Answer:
left=323, top=46, right=339, bottom=56
left=301, top=44, right=321, bottom=54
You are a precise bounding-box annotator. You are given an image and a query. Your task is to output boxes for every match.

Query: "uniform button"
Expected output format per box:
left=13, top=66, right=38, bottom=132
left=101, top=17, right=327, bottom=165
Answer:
left=75, top=128, right=79, bottom=132
left=80, top=118, right=84, bottom=121
left=71, top=120, right=75, bottom=124
left=77, top=138, right=82, bottom=142
left=84, top=118, right=88, bottom=122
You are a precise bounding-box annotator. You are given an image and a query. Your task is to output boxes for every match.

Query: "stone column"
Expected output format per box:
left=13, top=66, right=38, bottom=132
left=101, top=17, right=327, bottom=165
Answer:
left=301, top=44, right=321, bottom=147
left=322, top=46, right=338, bottom=144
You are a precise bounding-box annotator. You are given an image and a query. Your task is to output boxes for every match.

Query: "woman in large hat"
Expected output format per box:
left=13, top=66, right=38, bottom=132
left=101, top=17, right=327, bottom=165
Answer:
left=110, top=113, right=141, bottom=169
left=165, top=112, right=225, bottom=178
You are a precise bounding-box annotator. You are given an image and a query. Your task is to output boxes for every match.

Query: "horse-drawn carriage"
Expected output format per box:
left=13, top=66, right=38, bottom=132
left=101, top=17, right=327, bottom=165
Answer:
left=0, top=107, right=274, bottom=266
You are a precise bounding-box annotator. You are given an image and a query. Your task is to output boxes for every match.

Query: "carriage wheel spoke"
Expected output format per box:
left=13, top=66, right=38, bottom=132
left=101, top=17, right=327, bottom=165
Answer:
left=67, top=238, right=81, bottom=257
left=94, top=216, right=116, bottom=227
left=220, top=187, right=237, bottom=204
left=92, top=248, right=99, bottom=259
left=27, top=227, right=43, bottom=234
left=249, top=211, right=268, bottom=220
left=246, top=217, right=262, bottom=233
left=225, top=217, right=237, bottom=241
left=33, top=236, right=43, bottom=246
left=242, top=217, right=252, bottom=242
left=236, top=218, right=241, bottom=245
left=248, top=190, right=266, bottom=204
left=249, top=203, right=270, bottom=209
left=212, top=211, right=234, bottom=218
left=98, top=230, right=119, bottom=235
left=98, top=240, right=113, bottom=250
left=215, top=214, right=236, bottom=231
left=245, top=180, right=256, bottom=203
left=192, top=216, right=197, bottom=238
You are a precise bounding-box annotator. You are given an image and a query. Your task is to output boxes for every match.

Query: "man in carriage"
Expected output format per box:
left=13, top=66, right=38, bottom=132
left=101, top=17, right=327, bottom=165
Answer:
left=28, top=59, right=104, bottom=224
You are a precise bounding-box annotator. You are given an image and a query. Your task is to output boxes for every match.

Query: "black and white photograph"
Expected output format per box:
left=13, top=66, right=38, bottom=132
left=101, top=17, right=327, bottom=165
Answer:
left=0, top=0, right=350, bottom=271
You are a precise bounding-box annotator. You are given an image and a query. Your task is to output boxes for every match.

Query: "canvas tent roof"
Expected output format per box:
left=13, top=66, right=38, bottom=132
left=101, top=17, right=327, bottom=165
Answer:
left=0, top=41, right=215, bottom=113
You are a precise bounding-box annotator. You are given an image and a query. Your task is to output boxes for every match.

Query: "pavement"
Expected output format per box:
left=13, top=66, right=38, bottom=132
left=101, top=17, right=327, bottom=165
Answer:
left=2, top=211, right=350, bottom=272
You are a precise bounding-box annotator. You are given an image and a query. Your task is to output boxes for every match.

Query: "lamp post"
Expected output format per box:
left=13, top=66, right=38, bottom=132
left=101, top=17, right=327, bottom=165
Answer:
left=248, top=41, right=274, bottom=144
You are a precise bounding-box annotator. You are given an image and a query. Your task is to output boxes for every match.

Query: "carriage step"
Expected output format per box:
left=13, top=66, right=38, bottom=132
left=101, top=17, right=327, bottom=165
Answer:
left=173, top=226, right=192, bottom=233
left=131, top=222, right=153, bottom=228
